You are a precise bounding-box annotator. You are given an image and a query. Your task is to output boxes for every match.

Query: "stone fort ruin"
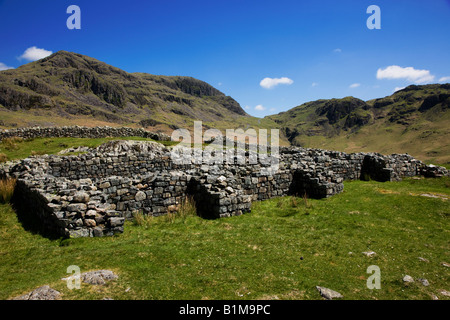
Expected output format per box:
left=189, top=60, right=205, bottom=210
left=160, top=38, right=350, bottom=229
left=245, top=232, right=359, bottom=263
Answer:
left=0, top=126, right=448, bottom=238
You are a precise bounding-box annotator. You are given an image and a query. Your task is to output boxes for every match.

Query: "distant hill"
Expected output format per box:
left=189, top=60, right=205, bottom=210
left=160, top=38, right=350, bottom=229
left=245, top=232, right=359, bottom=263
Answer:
left=0, top=51, right=252, bottom=133
left=267, top=84, right=450, bottom=164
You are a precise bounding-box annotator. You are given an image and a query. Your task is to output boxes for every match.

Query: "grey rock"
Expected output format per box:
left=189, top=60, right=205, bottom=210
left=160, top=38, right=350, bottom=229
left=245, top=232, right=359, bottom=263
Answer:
left=439, top=290, right=450, bottom=297
left=418, top=278, right=429, bottom=286
left=67, top=203, right=87, bottom=212
left=13, top=285, right=61, bottom=300
left=108, top=217, right=124, bottom=227
left=81, top=270, right=118, bottom=285
left=84, top=219, right=97, bottom=227
left=135, top=191, right=146, bottom=201
left=316, top=286, right=343, bottom=300
left=403, top=275, right=414, bottom=283
left=73, top=191, right=90, bottom=203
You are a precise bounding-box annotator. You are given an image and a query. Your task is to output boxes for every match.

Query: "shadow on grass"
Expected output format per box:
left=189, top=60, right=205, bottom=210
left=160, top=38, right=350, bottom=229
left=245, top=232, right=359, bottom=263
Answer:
left=10, top=191, right=62, bottom=241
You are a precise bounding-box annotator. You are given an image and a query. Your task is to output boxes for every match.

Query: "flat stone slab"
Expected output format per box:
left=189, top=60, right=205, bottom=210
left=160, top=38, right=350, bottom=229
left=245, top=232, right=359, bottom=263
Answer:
left=12, top=285, right=61, bottom=300
left=316, top=286, right=343, bottom=300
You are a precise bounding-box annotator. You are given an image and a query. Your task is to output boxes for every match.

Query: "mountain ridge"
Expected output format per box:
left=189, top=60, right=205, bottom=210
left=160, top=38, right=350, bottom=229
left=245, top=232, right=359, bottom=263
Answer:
left=1, top=51, right=449, bottom=163
left=0, top=51, right=248, bottom=131
left=267, top=83, right=450, bottom=163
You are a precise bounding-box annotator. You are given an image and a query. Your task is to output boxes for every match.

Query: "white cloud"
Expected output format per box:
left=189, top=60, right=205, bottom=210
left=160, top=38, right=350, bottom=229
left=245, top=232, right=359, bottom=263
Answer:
left=311, top=82, right=318, bottom=87
left=269, top=108, right=277, bottom=112
left=244, top=105, right=251, bottom=110
left=349, top=83, right=360, bottom=88
left=376, top=65, right=435, bottom=84
left=333, top=48, right=342, bottom=53
left=0, top=62, right=14, bottom=71
left=393, top=86, right=406, bottom=93
left=18, top=46, right=53, bottom=61
left=254, top=105, right=266, bottom=111
left=438, top=76, right=450, bottom=83
left=260, top=77, right=293, bottom=89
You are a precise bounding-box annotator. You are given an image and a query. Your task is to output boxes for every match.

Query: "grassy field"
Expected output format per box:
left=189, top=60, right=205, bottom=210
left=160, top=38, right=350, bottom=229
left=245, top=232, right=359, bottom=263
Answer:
left=0, top=177, right=448, bottom=300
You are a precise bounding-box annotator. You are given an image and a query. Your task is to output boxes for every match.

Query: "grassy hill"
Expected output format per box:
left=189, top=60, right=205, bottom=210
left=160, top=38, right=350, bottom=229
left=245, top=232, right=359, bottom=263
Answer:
left=267, top=84, right=450, bottom=164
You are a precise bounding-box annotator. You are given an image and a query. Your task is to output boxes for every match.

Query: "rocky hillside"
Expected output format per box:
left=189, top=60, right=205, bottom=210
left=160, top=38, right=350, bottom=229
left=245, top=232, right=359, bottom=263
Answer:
left=0, top=51, right=249, bottom=131
left=267, top=84, right=450, bottom=164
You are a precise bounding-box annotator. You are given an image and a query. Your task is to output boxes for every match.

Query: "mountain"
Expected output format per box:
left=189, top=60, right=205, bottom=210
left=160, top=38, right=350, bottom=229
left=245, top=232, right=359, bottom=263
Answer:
left=0, top=51, right=251, bottom=132
left=1, top=51, right=449, bottom=163
left=267, top=84, right=450, bottom=164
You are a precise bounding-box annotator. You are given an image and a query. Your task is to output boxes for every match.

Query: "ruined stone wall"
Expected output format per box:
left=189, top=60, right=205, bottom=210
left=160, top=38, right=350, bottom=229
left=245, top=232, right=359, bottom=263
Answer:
left=1, top=139, right=448, bottom=239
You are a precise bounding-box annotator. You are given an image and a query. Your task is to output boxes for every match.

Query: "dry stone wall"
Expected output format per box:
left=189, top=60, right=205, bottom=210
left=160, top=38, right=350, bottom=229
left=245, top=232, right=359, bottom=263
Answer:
left=0, top=126, right=171, bottom=142
left=1, top=134, right=448, bottom=238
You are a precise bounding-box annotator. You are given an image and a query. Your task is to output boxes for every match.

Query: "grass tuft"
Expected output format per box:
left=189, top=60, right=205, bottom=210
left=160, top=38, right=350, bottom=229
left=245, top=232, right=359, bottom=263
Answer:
left=0, top=178, right=16, bottom=204
left=163, top=196, right=197, bottom=223
left=1, top=137, right=24, bottom=151
left=133, top=196, right=198, bottom=226
left=133, top=210, right=154, bottom=228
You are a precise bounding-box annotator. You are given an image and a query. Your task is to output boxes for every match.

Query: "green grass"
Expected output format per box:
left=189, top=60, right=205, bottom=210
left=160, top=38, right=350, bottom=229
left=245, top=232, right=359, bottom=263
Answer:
left=0, top=178, right=448, bottom=300
left=0, top=136, right=177, bottom=162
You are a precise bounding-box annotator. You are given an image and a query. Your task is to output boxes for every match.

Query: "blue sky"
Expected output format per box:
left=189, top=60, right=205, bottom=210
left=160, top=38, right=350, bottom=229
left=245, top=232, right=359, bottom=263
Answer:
left=1, top=0, right=450, bottom=117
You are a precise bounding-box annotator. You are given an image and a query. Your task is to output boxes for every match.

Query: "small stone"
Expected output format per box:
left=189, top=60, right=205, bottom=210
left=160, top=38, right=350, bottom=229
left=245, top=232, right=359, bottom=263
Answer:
left=73, top=191, right=90, bottom=203
left=403, top=275, right=414, bottom=283
left=418, top=257, right=429, bottom=263
left=135, top=191, right=146, bottom=201
left=417, top=278, right=429, bottom=286
left=441, top=262, right=450, bottom=268
left=439, top=290, right=450, bottom=297
left=99, top=181, right=111, bottom=189
left=85, top=210, right=97, bottom=219
left=316, top=286, right=343, bottom=300
left=93, top=227, right=104, bottom=237
left=67, top=203, right=87, bottom=212
left=225, top=186, right=234, bottom=194
left=362, top=251, right=376, bottom=257
left=84, top=219, right=96, bottom=227
left=108, top=217, right=124, bottom=227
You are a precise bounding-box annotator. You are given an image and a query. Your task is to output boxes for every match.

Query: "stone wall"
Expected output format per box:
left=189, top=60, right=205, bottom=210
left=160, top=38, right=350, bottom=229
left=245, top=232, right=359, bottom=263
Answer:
left=1, top=138, right=448, bottom=239
left=0, top=126, right=171, bottom=142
